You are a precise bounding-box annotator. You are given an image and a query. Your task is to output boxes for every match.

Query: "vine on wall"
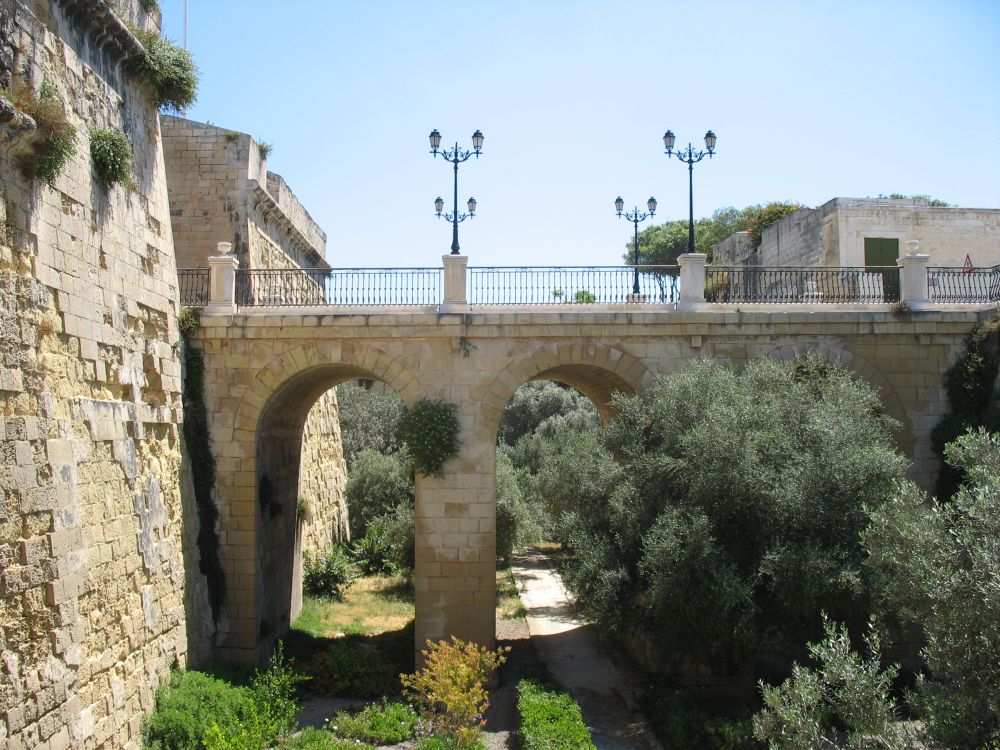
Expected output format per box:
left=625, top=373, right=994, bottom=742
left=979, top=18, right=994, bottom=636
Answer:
left=179, top=308, right=226, bottom=625
left=400, top=398, right=461, bottom=477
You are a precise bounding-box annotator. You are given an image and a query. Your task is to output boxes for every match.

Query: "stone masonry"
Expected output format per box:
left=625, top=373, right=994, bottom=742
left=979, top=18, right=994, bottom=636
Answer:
left=0, top=1, right=200, bottom=748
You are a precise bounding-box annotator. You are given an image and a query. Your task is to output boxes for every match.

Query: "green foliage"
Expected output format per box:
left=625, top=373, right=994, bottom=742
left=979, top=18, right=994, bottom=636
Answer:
left=752, top=619, right=921, bottom=749
left=400, top=399, right=460, bottom=477
left=744, top=201, right=801, bottom=249
left=498, top=381, right=598, bottom=446
left=303, top=639, right=398, bottom=698
left=645, top=688, right=760, bottom=750
left=181, top=338, right=225, bottom=624
left=572, top=290, right=596, bottom=303
left=178, top=307, right=201, bottom=336
left=142, top=671, right=247, bottom=750
left=2, top=77, right=77, bottom=185
left=864, top=428, right=1000, bottom=749
left=303, top=545, right=357, bottom=601
left=881, top=193, right=953, bottom=207
left=626, top=205, right=758, bottom=265
left=516, top=677, right=597, bottom=750
left=327, top=699, right=417, bottom=743
left=559, top=355, right=907, bottom=668
left=335, top=382, right=404, bottom=468
left=344, top=449, right=412, bottom=539
left=140, top=0, right=160, bottom=13
left=89, top=127, right=132, bottom=186
left=401, top=637, right=509, bottom=748
left=282, top=728, right=363, bottom=750
left=930, top=314, right=1000, bottom=497
left=204, top=643, right=301, bottom=750
left=416, top=737, right=486, bottom=750
left=134, top=31, right=199, bottom=113
left=351, top=501, right=414, bottom=575
left=496, top=449, right=544, bottom=564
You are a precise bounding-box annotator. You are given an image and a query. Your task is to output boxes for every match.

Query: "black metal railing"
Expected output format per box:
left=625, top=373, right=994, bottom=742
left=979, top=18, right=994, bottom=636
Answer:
left=178, top=268, right=209, bottom=306
left=928, top=266, right=1000, bottom=303
left=705, top=266, right=901, bottom=304
left=468, top=266, right=679, bottom=305
left=234, top=268, right=442, bottom=306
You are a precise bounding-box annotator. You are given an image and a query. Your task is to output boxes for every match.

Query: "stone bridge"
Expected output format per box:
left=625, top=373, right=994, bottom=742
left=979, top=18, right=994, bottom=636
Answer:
left=188, top=251, right=998, bottom=662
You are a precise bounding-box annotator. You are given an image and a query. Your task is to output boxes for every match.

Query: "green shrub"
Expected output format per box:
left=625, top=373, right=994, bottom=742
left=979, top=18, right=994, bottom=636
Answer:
left=416, top=737, right=486, bottom=750
left=90, top=127, right=132, bottom=186
left=303, top=545, right=356, bottom=600
left=344, top=449, right=412, bottom=539
left=204, top=643, right=301, bottom=750
left=516, top=677, right=596, bottom=750
left=303, top=640, right=397, bottom=698
left=400, top=398, right=460, bottom=477
left=282, top=728, right=364, bottom=750
left=335, top=382, right=405, bottom=468
left=351, top=502, right=414, bottom=575
left=645, top=687, right=760, bottom=750
left=328, top=698, right=417, bottom=743
left=2, top=77, right=77, bottom=185
left=496, top=449, right=544, bottom=564
left=141, top=670, right=246, bottom=750
left=134, top=31, right=199, bottom=113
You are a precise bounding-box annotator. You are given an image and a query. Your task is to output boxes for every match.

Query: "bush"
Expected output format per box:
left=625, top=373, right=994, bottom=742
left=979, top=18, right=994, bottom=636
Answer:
left=351, top=502, right=414, bottom=576
left=517, top=677, right=596, bottom=750
left=90, top=128, right=132, bottom=186
left=283, top=728, right=364, bottom=750
left=328, top=699, right=417, bottom=743
left=134, top=31, right=199, bottom=113
left=400, top=399, right=460, bottom=477
left=497, top=381, right=598, bottom=447
left=142, top=671, right=246, bottom=750
left=303, top=545, right=356, bottom=600
left=204, top=643, right=301, bottom=750
left=303, top=640, right=398, bottom=698
left=752, top=619, right=921, bottom=749
left=864, top=428, right=1000, bottom=749
left=344, top=449, right=412, bottom=539
left=2, top=77, right=77, bottom=185
left=496, top=449, right=544, bottom=564
left=401, top=637, right=509, bottom=748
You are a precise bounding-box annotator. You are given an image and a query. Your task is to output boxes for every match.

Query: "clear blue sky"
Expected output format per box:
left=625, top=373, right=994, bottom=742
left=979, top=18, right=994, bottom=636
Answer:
left=159, top=1, right=1000, bottom=269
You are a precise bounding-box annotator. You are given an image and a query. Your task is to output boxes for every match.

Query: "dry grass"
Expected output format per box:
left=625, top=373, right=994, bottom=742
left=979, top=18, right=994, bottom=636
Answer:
left=294, top=575, right=413, bottom=638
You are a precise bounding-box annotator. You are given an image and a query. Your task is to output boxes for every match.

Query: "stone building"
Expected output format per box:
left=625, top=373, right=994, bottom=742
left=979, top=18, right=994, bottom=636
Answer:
left=714, top=197, right=1000, bottom=269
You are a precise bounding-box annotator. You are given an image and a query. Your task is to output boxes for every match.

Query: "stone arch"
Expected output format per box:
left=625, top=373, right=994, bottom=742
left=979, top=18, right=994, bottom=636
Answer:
left=758, top=341, right=914, bottom=457
left=229, top=342, right=419, bottom=659
left=475, top=342, right=648, bottom=448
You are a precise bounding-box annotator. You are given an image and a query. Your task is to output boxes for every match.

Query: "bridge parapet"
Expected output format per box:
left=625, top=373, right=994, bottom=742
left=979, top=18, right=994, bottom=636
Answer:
left=178, top=252, right=1000, bottom=311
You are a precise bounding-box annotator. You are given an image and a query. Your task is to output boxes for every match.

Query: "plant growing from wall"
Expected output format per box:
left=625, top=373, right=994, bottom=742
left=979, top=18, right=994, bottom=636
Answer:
left=400, top=398, right=460, bottom=477
left=179, top=307, right=226, bottom=625
left=930, top=313, right=1000, bottom=498
left=133, top=30, right=199, bottom=113
left=90, top=127, right=132, bottom=186
left=1, top=77, right=77, bottom=185
left=744, top=201, right=801, bottom=249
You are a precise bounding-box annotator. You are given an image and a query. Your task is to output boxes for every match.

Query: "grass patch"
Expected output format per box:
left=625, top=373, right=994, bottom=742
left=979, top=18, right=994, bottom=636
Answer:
left=497, top=567, right=526, bottom=620
left=289, top=576, right=415, bottom=699
left=328, top=698, right=417, bottom=743
left=283, top=728, right=370, bottom=749
left=517, top=673, right=597, bottom=750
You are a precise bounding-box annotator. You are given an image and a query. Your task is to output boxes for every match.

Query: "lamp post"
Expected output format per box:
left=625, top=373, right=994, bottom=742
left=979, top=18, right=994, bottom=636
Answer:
left=429, top=129, right=484, bottom=255
left=663, top=129, right=716, bottom=255
left=615, top=196, right=657, bottom=294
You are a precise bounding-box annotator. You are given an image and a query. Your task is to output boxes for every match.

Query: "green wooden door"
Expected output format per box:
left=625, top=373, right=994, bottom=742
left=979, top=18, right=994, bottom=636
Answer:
left=864, top=238, right=900, bottom=301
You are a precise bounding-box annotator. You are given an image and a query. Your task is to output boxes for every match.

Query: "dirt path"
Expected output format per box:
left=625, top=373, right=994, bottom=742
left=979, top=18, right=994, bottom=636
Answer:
left=511, top=550, right=663, bottom=750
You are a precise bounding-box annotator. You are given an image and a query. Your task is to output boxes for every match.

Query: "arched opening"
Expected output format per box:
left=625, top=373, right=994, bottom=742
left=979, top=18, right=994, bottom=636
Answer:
left=255, top=363, right=408, bottom=655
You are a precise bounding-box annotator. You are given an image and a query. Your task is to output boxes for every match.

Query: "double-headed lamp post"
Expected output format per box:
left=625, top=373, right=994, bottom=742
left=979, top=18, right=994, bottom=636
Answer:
left=615, top=196, right=657, bottom=294
left=429, top=129, right=484, bottom=255
left=663, top=129, right=717, bottom=255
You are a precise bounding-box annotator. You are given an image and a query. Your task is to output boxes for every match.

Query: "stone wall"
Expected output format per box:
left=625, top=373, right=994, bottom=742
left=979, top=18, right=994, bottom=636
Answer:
left=161, top=117, right=329, bottom=271
left=0, top=1, right=203, bottom=748
left=298, top=390, right=349, bottom=550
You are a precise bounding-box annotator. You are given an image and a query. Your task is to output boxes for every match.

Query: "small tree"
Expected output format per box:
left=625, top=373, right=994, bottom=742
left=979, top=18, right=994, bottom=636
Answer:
left=335, top=381, right=405, bottom=469
left=343, top=449, right=412, bottom=538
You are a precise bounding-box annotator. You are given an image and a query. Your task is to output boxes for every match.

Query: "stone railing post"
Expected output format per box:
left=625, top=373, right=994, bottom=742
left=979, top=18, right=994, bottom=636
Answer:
left=441, top=253, right=470, bottom=313
left=678, top=253, right=707, bottom=310
left=205, top=242, right=238, bottom=315
left=898, top=241, right=930, bottom=309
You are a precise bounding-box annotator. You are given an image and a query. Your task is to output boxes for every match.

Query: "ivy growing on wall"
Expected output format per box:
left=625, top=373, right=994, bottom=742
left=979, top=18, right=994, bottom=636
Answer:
left=931, top=313, right=1000, bottom=498
left=400, top=398, right=461, bottom=477
left=179, top=307, right=226, bottom=625
left=89, top=127, right=132, bottom=187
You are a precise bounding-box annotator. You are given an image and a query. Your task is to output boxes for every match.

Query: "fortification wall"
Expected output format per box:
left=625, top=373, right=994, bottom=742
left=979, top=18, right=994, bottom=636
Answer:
left=0, top=2, right=208, bottom=747
left=299, top=391, right=349, bottom=549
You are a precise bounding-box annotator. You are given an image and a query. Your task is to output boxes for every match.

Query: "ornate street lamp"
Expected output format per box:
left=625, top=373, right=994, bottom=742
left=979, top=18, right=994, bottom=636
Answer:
left=429, top=129, right=483, bottom=254
left=616, top=196, right=657, bottom=294
left=663, top=129, right=716, bottom=254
